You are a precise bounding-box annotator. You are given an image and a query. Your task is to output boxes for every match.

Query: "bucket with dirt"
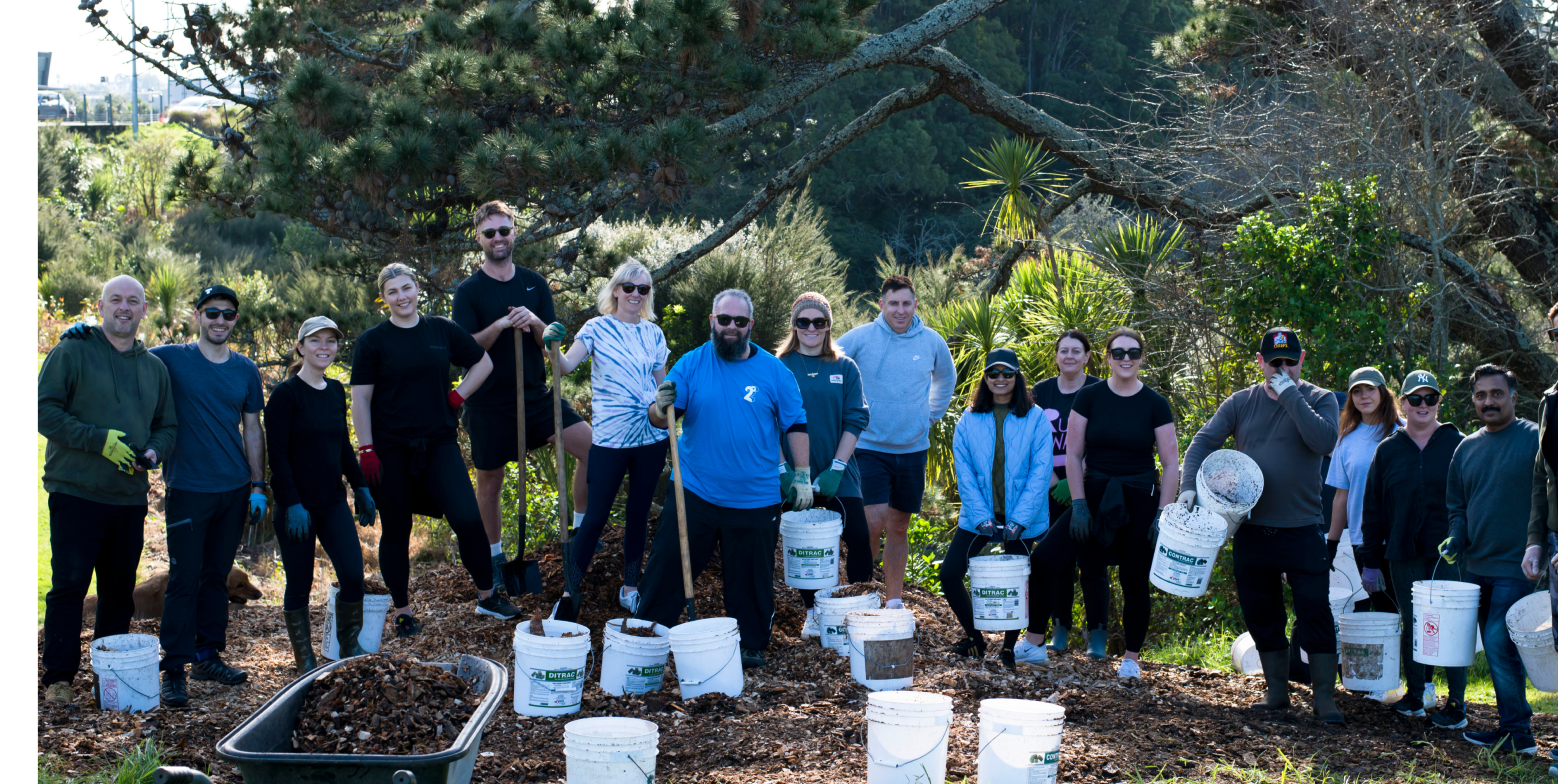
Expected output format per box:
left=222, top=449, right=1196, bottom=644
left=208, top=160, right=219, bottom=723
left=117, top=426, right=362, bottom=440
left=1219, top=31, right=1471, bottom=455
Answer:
left=600, top=618, right=671, bottom=697
left=670, top=616, right=743, bottom=699
left=864, top=690, right=953, bottom=784
left=848, top=608, right=917, bottom=691
left=1411, top=580, right=1480, bottom=667
left=89, top=633, right=159, bottom=713
left=321, top=583, right=395, bottom=660
left=514, top=620, right=593, bottom=717
left=968, top=554, right=1030, bottom=631
left=1505, top=593, right=1558, bottom=693
left=1195, top=449, right=1264, bottom=530
left=780, top=509, right=845, bottom=590
left=977, top=698, right=1065, bottom=784
left=1338, top=612, right=1401, bottom=692
left=1149, top=503, right=1226, bottom=598
left=564, top=716, right=659, bottom=784
left=816, top=584, right=881, bottom=656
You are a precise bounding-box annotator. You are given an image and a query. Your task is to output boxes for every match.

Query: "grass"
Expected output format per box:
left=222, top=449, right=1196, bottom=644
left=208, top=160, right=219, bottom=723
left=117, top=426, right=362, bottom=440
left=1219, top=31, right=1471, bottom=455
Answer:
left=39, top=432, right=51, bottom=621
left=1124, top=746, right=1553, bottom=784
left=38, top=739, right=169, bottom=784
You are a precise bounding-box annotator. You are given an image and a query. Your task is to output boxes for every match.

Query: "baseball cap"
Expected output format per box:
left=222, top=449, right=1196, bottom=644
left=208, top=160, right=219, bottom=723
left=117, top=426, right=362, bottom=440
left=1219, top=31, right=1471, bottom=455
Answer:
left=1347, top=367, right=1388, bottom=392
left=297, top=315, right=342, bottom=342
left=984, top=348, right=1020, bottom=372
left=1259, top=326, right=1302, bottom=361
left=1401, top=369, right=1440, bottom=395
left=194, top=284, right=240, bottom=310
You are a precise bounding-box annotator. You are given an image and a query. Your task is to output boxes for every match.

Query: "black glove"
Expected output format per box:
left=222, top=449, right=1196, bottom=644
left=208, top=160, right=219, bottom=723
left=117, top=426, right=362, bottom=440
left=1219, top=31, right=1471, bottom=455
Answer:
left=1327, top=538, right=1340, bottom=571
left=1070, top=500, right=1092, bottom=543
left=1150, top=508, right=1162, bottom=541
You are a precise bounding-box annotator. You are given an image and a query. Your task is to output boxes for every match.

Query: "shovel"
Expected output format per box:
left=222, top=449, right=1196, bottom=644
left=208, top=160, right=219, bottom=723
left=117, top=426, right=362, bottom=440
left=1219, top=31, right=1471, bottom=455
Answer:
left=666, top=406, right=697, bottom=621
left=496, top=335, right=530, bottom=598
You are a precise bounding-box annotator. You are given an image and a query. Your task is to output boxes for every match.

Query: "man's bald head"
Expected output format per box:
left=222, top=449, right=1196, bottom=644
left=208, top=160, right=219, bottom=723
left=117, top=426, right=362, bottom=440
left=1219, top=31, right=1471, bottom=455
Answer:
left=97, top=274, right=147, bottom=345
left=101, top=275, right=145, bottom=301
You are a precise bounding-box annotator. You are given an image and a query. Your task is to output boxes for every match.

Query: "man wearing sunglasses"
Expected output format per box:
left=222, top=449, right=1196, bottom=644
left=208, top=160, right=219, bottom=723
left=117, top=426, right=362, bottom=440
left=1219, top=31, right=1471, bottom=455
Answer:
left=1180, top=326, right=1344, bottom=724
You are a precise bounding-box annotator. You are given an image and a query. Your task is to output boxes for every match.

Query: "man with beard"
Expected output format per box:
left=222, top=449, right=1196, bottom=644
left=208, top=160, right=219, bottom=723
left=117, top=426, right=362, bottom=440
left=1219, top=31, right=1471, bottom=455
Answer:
left=453, top=201, right=591, bottom=600
left=634, top=289, right=813, bottom=669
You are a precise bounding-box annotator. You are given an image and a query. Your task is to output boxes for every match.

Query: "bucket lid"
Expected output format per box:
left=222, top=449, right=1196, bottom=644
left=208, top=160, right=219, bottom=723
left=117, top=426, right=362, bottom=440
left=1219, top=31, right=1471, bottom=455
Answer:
left=564, top=716, right=660, bottom=741
left=1329, top=586, right=1352, bottom=604
left=969, top=554, right=1031, bottom=573
left=668, top=616, right=739, bottom=642
left=867, top=690, right=953, bottom=713
left=781, top=509, right=843, bottom=526
left=1196, top=449, right=1264, bottom=516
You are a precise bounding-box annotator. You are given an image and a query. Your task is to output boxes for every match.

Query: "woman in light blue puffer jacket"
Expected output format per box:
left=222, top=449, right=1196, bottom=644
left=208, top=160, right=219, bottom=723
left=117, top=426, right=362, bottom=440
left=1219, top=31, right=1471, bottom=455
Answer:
left=941, top=348, right=1053, bottom=670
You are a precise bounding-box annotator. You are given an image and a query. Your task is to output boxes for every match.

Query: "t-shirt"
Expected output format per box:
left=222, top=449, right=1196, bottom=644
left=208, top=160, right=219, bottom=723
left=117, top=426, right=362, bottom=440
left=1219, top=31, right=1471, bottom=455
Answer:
left=1032, top=374, right=1102, bottom=480
left=264, top=375, right=368, bottom=509
left=575, top=315, right=669, bottom=449
left=992, top=403, right=1011, bottom=517
left=666, top=342, right=807, bottom=509
left=1324, top=421, right=1393, bottom=545
left=350, top=316, right=485, bottom=445
left=148, top=343, right=264, bottom=492
left=778, top=352, right=869, bottom=498
left=451, top=265, right=556, bottom=410
left=1071, top=381, right=1174, bottom=477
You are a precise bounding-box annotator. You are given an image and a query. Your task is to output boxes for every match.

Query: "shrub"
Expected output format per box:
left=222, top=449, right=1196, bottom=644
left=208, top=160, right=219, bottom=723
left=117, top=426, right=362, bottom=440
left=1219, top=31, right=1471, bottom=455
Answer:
left=39, top=261, right=102, bottom=315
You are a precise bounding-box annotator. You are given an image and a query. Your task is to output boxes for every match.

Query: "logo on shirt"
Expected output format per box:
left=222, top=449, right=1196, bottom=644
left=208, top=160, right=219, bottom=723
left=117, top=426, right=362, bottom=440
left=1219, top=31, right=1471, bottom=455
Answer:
left=912, top=355, right=921, bottom=361
left=743, top=385, right=756, bottom=402
left=830, top=374, right=843, bottom=384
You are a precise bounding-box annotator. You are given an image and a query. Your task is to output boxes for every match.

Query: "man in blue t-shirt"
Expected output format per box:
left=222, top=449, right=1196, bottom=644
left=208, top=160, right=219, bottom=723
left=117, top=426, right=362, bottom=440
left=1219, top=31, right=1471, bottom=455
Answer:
left=634, top=289, right=812, bottom=669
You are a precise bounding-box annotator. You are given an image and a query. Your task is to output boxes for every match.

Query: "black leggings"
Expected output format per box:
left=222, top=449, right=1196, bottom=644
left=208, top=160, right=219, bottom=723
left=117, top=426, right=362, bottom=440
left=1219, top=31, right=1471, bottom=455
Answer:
left=375, top=439, right=493, bottom=608
left=939, top=527, right=1038, bottom=649
left=1030, top=478, right=1156, bottom=653
left=798, top=495, right=873, bottom=609
left=274, top=499, right=364, bottom=612
left=571, top=440, right=670, bottom=588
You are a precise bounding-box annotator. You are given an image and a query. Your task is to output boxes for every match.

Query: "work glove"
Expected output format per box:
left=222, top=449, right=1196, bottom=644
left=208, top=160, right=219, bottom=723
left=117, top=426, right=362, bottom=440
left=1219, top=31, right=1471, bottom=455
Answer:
left=1438, top=536, right=1461, bottom=565
left=61, top=322, right=92, bottom=341
left=1176, top=490, right=1195, bottom=508
left=974, top=519, right=999, bottom=538
left=101, top=429, right=138, bottom=474
left=1523, top=545, right=1545, bottom=581
left=1000, top=518, right=1024, bottom=542
left=543, top=322, right=567, bottom=348
left=448, top=389, right=465, bottom=409
left=1268, top=369, right=1296, bottom=396
left=789, top=466, right=814, bottom=510
left=779, top=460, right=794, bottom=495
left=1327, top=538, right=1340, bottom=571
left=814, top=459, right=846, bottom=499
left=653, top=380, right=677, bottom=418
left=1070, top=500, right=1092, bottom=543
left=1050, top=478, right=1071, bottom=506
left=248, top=490, right=268, bottom=527
left=1361, top=567, right=1385, bottom=594
left=357, top=445, right=382, bottom=484
left=284, top=504, right=311, bottom=539
left=354, top=486, right=377, bottom=527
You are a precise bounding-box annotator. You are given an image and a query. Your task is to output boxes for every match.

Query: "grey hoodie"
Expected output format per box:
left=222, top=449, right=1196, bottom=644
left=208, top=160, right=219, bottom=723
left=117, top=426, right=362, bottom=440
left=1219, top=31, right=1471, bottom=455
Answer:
left=836, top=313, right=956, bottom=454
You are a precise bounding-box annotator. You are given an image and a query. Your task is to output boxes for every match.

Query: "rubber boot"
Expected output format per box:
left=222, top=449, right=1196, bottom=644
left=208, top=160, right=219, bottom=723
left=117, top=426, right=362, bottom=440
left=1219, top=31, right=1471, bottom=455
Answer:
left=282, top=608, right=317, bottom=675
left=335, top=600, right=369, bottom=659
left=1087, top=628, right=1107, bottom=659
left=1308, top=653, right=1346, bottom=725
left=1252, top=650, right=1291, bottom=710
left=1049, top=624, right=1069, bottom=652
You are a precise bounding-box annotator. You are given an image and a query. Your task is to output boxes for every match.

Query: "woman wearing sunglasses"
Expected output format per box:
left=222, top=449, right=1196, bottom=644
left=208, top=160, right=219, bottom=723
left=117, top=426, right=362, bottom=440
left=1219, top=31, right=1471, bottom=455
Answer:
left=541, top=259, right=670, bottom=620
left=351, top=262, right=519, bottom=637
left=773, top=292, right=873, bottom=638
left=1028, top=327, right=1177, bottom=679
left=942, top=348, right=1053, bottom=670
left=1324, top=367, right=1402, bottom=615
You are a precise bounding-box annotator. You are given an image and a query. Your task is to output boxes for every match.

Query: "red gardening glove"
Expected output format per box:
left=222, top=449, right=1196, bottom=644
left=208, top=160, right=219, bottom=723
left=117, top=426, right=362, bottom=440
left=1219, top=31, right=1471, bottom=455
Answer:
left=358, top=445, right=382, bottom=484
left=448, top=389, right=465, bottom=409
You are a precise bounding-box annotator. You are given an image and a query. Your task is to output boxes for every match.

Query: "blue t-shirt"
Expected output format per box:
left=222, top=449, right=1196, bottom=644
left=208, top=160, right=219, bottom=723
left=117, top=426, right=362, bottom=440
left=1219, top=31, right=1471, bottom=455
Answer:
left=1325, top=420, right=1396, bottom=545
left=576, top=315, right=669, bottom=449
left=148, top=343, right=264, bottom=492
left=666, top=342, right=807, bottom=509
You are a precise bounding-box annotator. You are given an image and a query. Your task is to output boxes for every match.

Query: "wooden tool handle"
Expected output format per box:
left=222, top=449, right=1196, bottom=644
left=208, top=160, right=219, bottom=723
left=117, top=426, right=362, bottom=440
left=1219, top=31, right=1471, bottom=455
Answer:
left=548, top=344, right=569, bottom=544
left=515, top=335, right=526, bottom=512
left=666, top=406, right=695, bottom=602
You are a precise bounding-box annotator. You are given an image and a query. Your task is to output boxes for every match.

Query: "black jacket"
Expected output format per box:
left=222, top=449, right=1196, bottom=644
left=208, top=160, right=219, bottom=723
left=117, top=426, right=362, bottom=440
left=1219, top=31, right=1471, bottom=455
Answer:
left=1529, top=384, right=1558, bottom=548
left=1359, top=423, right=1464, bottom=569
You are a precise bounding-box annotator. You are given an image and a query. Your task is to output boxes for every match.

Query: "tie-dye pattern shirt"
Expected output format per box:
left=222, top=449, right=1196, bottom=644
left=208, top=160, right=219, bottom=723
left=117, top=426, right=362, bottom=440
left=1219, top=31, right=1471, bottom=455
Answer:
left=575, top=315, right=671, bottom=449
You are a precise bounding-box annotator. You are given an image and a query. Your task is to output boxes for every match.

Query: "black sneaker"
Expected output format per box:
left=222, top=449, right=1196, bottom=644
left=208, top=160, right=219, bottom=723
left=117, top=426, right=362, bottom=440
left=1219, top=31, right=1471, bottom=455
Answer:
left=190, top=654, right=248, bottom=685
left=999, top=648, right=1017, bottom=672
left=1465, top=730, right=1538, bottom=755
left=740, top=647, right=766, bottom=669
left=1393, top=694, right=1425, bottom=717
left=476, top=592, right=521, bottom=620
left=950, top=636, right=987, bottom=659
left=160, top=670, right=189, bottom=708
left=394, top=613, right=421, bottom=638
left=1430, top=698, right=1468, bottom=729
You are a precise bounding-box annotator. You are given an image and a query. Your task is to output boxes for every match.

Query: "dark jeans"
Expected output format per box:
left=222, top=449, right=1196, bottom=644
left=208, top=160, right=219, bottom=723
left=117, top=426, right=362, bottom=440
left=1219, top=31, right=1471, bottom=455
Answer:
left=939, top=526, right=1035, bottom=648
left=1042, top=501, right=1109, bottom=631
left=635, top=489, right=781, bottom=650
left=375, top=440, right=493, bottom=608
left=1233, top=523, right=1334, bottom=655
left=799, top=495, right=873, bottom=609
left=1030, top=481, right=1155, bottom=652
left=1467, top=571, right=1534, bottom=735
left=571, top=440, right=670, bottom=588
left=274, top=499, right=364, bottom=612
left=161, top=485, right=248, bottom=672
left=1390, top=552, right=1467, bottom=702
left=42, top=493, right=147, bottom=686
left=1547, top=532, right=1558, bottom=652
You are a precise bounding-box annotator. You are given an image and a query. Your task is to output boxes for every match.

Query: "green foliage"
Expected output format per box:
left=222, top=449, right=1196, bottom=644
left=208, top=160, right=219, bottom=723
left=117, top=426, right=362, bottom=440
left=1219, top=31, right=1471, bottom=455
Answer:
left=961, top=138, right=1068, bottom=247
left=39, top=739, right=166, bottom=784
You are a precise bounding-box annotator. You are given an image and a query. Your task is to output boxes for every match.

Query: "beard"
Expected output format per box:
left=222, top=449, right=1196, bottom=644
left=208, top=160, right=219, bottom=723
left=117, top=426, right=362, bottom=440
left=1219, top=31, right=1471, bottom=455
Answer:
left=484, top=243, right=511, bottom=264
left=712, top=326, right=750, bottom=361
left=202, top=323, right=231, bottom=345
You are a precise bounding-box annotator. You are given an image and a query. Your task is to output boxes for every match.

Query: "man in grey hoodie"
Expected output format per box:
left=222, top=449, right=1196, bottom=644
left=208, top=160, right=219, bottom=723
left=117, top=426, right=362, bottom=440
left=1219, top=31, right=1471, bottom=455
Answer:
left=836, top=274, right=956, bottom=606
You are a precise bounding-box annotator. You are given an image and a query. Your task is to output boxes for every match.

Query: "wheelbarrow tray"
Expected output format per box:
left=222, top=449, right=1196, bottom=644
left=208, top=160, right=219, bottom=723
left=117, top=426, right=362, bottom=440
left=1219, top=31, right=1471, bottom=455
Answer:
left=215, top=654, right=507, bottom=784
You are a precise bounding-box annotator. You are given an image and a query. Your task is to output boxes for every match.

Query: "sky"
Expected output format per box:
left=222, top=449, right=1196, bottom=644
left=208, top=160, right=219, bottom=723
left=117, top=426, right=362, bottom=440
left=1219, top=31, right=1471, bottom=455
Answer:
left=32, top=0, right=245, bottom=87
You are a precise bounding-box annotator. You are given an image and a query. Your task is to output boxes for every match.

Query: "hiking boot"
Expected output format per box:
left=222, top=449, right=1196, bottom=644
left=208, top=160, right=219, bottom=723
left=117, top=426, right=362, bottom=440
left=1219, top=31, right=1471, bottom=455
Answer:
left=1251, top=650, right=1291, bottom=711
left=801, top=609, right=821, bottom=639
left=282, top=607, right=318, bottom=675
left=1465, top=730, right=1538, bottom=755
left=1118, top=658, right=1142, bottom=680
left=1394, top=694, right=1426, bottom=717
left=1048, top=625, right=1069, bottom=652
left=1308, top=654, right=1345, bottom=725
left=999, top=647, right=1017, bottom=672
left=335, top=601, right=369, bottom=658
left=44, top=682, right=73, bottom=704
left=1087, top=628, right=1108, bottom=659
left=476, top=592, right=521, bottom=621
left=394, top=613, right=422, bottom=638
left=160, top=670, right=189, bottom=708
left=951, top=635, right=987, bottom=659
left=1012, top=638, right=1049, bottom=667
left=191, top=653, right=248, bottom=685
left=740, top=647, right=766, bottom=669
left=1430, top=698, right=1467, bottom=729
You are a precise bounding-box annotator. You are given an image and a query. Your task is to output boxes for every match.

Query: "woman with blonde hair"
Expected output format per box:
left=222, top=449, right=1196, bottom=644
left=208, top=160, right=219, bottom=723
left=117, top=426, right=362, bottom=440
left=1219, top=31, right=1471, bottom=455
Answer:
left=542, top=258, right=670, bottom=620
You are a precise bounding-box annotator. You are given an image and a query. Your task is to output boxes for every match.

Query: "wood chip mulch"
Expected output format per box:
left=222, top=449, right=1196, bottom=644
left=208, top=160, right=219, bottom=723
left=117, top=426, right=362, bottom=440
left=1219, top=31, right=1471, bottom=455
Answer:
left=292, top=654, right=482, bottom=755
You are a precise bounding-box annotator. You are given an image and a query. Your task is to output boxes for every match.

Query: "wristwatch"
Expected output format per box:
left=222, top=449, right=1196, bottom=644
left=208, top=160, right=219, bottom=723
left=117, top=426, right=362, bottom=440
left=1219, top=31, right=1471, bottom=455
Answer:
left=251, top=480, right=268, bottom=490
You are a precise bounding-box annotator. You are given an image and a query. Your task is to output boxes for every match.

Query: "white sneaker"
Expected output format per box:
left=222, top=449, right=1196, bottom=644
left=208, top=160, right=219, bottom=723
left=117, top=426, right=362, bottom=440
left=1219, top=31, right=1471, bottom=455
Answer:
left=1118, top=658, right=1142, bottom=680
left=1011, top=639, right=1049, bottom=666
left=1422, top=682, right=1438, bottom=709
left=1367, top=690, right=1390, bottom=703
left=801, top=609, right=821, bottom=639
left=885, top=598, right=904, bottom=610
left=618, top=587, right=640, bottom=614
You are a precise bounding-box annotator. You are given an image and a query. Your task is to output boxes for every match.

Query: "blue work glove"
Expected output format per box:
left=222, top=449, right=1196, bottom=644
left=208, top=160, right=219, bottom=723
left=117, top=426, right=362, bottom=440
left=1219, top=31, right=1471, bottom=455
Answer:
left=1438, top=536, right=1461, bottom=565
left=1070, top=500, right=1092, bottom=543
left=284, top=504, right=311, bottom=539
left=974, top=519, right=999, bottom=538
left=61, top=322, right=92, bottom=341
left=249, top=491, right=268, bottom=526
left=354, top=486, right=377, bottom=527
left=1050, top=478, right=1071, bottom=505
left=1361, top=567, right=1385, bottom=594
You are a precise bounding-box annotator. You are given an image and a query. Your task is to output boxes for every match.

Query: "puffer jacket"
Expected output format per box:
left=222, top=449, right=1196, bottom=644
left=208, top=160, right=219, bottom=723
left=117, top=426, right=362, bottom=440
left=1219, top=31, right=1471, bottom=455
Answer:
left=953, top=405, right=1053, bottom=539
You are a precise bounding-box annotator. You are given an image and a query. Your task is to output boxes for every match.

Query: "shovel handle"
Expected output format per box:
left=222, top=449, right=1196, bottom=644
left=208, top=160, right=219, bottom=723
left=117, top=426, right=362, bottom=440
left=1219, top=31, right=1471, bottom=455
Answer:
left=666, top=407, right=696, bottom=613
left=515, top=331, right=527, bottom=515
left=549, top=345, right=569, bottom=544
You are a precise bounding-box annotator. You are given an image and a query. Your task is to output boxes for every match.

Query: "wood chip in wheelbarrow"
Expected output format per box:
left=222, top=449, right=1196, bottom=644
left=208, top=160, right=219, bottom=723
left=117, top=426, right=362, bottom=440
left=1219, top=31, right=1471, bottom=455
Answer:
left=291, top=654, right=482, bottom=755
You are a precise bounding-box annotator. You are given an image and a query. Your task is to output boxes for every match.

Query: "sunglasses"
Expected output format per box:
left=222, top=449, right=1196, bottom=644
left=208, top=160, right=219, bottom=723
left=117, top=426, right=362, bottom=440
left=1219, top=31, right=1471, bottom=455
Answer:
left=985, top=368, right=1016, bottom=379
left=795, top=317, right=829, bottom=330
left=1405, top=393, right=1441, bottom=407
left=1268, top=357, right=1298, bottom=368
left=480, top=226, right=512, bottom=239
left=620, top=283, right=651, bottom=295
left=715, top=314, right=751, bottom=328
left=1547, top=326, right=1558, bottom=343
left=1109, top=347, right=1143, bottom=361
left=202, top=308, right=238, bottom=322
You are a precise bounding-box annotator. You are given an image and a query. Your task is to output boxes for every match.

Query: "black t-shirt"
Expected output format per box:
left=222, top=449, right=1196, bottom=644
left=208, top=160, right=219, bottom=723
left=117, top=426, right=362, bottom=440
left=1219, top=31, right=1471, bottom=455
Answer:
left=1032, top=374, right=1102, bottom=480
left=264, top=375, right=367, bottom=509
left=350, top=315, right=486, bottom=445
left=451, top=265, right=557, bottom=409
left=1071, top=381, right=1174, bottom=477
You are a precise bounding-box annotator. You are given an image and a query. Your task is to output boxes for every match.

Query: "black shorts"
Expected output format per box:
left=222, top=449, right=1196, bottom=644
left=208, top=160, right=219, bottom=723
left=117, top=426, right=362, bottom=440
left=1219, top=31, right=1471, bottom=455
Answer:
left=856, top=448, right=927, bottom=514
left=462, top=394, right=586, bottom=471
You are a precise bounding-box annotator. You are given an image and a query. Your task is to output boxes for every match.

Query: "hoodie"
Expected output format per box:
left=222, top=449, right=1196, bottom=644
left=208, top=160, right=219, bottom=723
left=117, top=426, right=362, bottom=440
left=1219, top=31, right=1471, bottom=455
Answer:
left=836, top=313, right=956, bottom=454
left=38, top=326, right=178, bottom=506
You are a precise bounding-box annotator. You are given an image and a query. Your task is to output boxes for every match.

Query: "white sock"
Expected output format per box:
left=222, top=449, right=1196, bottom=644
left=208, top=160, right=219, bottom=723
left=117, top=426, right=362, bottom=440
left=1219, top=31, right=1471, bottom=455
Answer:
left=489, top=543, right=503, bottom=556
left=573, top=511, right=586, bottom=527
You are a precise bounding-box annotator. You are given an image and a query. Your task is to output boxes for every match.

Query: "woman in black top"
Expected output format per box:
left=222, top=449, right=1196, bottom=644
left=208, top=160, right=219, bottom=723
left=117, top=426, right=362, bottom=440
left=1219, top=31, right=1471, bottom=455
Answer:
left=351, top=263, right=517, bottom=637
left=266, top=316, right=376, bottom=674
left=1029, top=327, right=1178, bottom=680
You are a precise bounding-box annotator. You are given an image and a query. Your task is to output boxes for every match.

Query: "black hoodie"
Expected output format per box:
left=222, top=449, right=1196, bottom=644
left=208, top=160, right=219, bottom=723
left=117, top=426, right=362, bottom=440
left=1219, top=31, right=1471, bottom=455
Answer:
left=1358, top=423, right=1463, bottom=569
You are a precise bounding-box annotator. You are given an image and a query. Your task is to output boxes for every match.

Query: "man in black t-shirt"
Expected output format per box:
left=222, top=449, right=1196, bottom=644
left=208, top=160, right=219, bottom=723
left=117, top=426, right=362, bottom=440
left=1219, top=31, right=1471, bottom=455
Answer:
left=453, top=202, right=592, bottom=594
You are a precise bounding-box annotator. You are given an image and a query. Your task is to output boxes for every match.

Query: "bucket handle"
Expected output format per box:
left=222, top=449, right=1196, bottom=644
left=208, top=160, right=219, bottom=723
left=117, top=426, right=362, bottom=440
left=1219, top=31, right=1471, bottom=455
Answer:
left=848, top=628, right=919, bottom=670
left=677, top=643, right=740, bottom=687
left=864, top=720, right=951, bottom=770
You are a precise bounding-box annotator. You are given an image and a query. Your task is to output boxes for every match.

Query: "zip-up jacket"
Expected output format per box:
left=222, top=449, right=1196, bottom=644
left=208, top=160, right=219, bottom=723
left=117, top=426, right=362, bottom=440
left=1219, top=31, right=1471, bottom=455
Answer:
left=952, top=405, right=1053, bottom=539
left=1528, top=383, right=1558, bottom=548
left=836, top=313, right=956, bottom=454
left=1359, top=423, right=1463, bottom=569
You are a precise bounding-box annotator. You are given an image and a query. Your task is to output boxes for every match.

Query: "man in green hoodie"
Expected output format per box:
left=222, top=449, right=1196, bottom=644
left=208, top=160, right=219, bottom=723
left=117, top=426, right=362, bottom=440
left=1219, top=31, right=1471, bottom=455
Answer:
left=38, top=275, right=177, bottom=705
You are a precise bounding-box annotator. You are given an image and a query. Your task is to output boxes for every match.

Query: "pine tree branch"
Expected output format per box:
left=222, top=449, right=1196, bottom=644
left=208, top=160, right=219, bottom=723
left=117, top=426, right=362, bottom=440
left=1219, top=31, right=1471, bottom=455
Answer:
left=308, top=22, right=409, bottom=72
left=180, top=4, right=259, bottom=108
left=89, top=13, right=259, bottom=109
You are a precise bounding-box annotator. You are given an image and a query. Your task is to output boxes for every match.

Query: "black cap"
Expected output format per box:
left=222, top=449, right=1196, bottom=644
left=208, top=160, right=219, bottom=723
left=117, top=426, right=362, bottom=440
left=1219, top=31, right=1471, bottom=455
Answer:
left=194, top=284, right=240, bottom=310
left=984, top=348, right=1020, bottom=372
left=1259, top=326, right=1302, bottom=361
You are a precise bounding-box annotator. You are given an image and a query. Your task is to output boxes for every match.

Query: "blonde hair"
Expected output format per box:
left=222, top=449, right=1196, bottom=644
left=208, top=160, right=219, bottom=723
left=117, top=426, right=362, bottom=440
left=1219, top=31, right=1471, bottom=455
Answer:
left=595, top=258, right=657, bottom=321
left=776, top=292, right=842, bottom=360
left=377, top=262, right=419, bottom=293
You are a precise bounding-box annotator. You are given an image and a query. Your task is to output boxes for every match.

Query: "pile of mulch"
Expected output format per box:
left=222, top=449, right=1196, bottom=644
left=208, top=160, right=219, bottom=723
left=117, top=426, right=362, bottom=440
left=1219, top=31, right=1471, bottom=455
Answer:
left=37, top=521, right=1558, bottom=783
left=292, top=654, right=481, bottom=755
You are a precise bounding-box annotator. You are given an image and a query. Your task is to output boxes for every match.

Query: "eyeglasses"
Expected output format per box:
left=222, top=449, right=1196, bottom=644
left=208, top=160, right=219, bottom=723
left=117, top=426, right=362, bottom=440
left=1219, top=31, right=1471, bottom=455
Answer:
left=1405, top=393, right=1441, bottom=407
left=795, top=317, right=829, bottom=330
left=715, top=314, right=751, bottom=328
left=480, top=226, right=512, bottom=239
left=202, top=308, right=238, bottom=322
left=1268, top=358, right=1298, bottom=368
left=1109, top=347, right=1143, bottom=361
left=985, top=368, right=1016, bottom=379
left=620, top=283, right=651, bottom=295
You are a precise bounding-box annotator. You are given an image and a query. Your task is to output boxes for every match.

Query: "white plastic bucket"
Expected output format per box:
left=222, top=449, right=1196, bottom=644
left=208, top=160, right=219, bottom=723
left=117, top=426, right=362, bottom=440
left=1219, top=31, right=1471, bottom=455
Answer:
left=1149, top=504, right=1226, bottom=598
left=600, top=619, right=671, bottom=697
left=89, top=634, right=159, bottom=713
left=564, top=716, right=659, bottom=784
left=1328, top=585, right=1352, bottom=642
left=780, top=510, right=845, bottom=589
left=848, top=609, right=917, bottom=691
left=321, top=584, right=395, bottom=660
left=864, top=690, right=953, bottom=784
left=968, top=554, right=1030, bottom=631
left=977, top=698, right=1065, bottom=784
left=669, top=617, right=743, bottom=699
left=1506, top=593, right=1558, bottom=693
left=514, top=620, right=593, bottom=717
left=1411, top=580, right=1481, bottom=667
left=1230, top=632, right=1263, bottom=675
left=1338, top=612, right=1401, bottom=692
left=1195, top=449, right=1264, bottom=519
left=816, top=585, right=881, bottom=656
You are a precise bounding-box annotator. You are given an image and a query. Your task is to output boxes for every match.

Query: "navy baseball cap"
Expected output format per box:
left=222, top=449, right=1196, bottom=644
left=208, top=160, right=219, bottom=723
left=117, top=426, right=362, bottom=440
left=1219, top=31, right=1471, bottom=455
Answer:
left=195, top=284, right=240, bottom=310
left=984, top=348, right=1020, bottom=372
left=1259, top=326, right=1301, bottom=361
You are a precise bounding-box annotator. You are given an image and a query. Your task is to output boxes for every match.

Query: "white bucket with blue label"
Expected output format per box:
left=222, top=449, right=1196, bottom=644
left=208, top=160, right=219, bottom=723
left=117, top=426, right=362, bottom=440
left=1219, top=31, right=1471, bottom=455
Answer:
left=1149, top=504, right=1227, bottom=598
left=969, top=554, right=1030, bottom=631
left=514, top=620, right=592, bottom=717
left=780, top=509, right=845, bottom=589
left=600, top=618, right=671, bottom=697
